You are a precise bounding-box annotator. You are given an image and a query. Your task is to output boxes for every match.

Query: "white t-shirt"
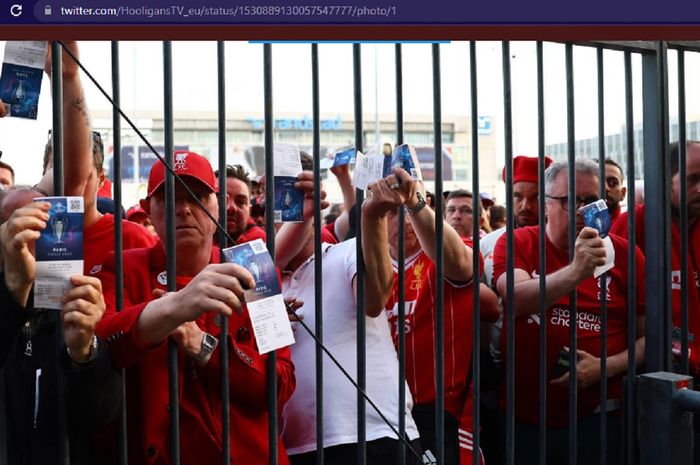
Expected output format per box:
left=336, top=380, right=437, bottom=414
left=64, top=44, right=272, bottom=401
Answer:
left=480, top=226, right=506, bottom=364
left=280, top=238, right=420, bottom=455
left=479, top=226, right=505, bottom=288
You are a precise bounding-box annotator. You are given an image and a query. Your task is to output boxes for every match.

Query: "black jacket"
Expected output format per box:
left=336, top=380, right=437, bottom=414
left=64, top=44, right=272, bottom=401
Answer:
left=0, top=274, right=123, bottom=465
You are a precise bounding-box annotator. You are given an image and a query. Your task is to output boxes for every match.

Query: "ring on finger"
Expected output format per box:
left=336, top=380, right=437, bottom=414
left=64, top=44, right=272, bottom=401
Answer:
left=389, top=182, right=400, bottom=190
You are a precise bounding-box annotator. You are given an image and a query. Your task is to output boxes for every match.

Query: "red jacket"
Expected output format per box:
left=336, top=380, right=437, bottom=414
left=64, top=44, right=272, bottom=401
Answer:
left=95, top=243, right=295, bottom=465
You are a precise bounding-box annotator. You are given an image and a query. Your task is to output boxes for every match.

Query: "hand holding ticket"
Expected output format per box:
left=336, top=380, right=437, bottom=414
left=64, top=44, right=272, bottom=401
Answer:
left=223, top=239, right=294, bottom=354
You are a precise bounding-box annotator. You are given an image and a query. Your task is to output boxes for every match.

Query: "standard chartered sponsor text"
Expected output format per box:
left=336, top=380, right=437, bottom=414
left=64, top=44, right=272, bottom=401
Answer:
left=58, top=5, right=398, bottom=19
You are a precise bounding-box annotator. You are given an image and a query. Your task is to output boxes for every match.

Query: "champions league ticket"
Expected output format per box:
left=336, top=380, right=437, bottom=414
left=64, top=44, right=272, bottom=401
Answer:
left=578, top=199, right=611, bottom=238
left=273, top=143, right=304, bottom=223
left=34, top=196, right=84, bottom=309
left=223, top=239, right=294, bottom=354
left=0, top=41, right=47, bottom=120
left=579, top=199, right=614, bottom=278
left=391, top=144, right=422, bottom=180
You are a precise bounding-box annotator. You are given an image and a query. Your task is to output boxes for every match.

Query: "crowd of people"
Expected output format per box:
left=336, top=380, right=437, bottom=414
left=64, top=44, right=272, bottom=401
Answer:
left=1, top=41, right=700, bottom=465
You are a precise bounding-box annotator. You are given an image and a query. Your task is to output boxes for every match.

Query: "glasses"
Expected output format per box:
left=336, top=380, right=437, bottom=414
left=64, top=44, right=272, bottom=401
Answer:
left=446, top=207, right=474, bottom=215
left=545, top=195, right=600, bottom=211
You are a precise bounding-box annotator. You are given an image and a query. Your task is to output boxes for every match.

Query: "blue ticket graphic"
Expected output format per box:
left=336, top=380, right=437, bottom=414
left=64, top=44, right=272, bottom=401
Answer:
left=274, top=176, right=304, bottom=222
left=222, top=239, right=281, bottom=303
left=391, top=143, right=422, bottom=179
left=36, top=197, right=84, bottom=261
left=578, top=199, right=611, bottom=238
left=0, top=63, right=43, bottom=119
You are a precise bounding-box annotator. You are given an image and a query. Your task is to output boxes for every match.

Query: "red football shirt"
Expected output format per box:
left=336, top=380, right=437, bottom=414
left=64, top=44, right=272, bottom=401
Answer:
left=84, top=213, right=157, bottom=275
left=611, top=204, right=700, bottom=373
left=493, top=225, right=645, bottom=427
left=385, top=248, right=477, bottom=418
left=237, top=217, right=267, bottom=244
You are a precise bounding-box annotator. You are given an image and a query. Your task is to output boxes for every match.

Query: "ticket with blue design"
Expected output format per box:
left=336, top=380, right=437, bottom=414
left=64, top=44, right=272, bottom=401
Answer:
left=223, top=239, right=294, bottom=354
left=391, top=143, right=422, bottom=180
left=34, top=196, right=84, bottom=309
left=578, top=199, right=611, bottom=238
left=0, top=41, right=47, bottom=120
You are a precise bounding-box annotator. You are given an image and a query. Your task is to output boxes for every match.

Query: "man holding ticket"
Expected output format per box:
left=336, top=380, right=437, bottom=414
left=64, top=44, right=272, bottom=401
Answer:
left=95, top=151, right=295, bottom=465
left=0, top=199, right=121, bottom=465
left=275, top=167, right=423, bottom=464
left=492, top=159, right=646, bottom=464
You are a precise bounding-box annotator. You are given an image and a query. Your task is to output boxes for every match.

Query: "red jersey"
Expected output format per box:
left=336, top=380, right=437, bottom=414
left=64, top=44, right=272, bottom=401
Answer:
left=320, top=225, right=338, bottom=244
left=611, top=204, right=700, bottom=373
left=237, top=217, right=267, bottom=244
left=84, top=213, right=157, bottom=275
left=323, top=222, right=339, bottom=243
left=96, top=243, right=295, bottom=465
left=384, top=246, right=477, bottom=418
left=493, top=226, right=645, bottom=427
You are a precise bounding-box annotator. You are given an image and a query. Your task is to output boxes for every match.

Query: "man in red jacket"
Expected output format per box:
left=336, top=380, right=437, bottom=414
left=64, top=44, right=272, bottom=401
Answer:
left=611, top=140, right=700, bottom=376
left=96, top=151, right=295, bottom=465
left=494, top=159, right=645, bottom=464
left=216, top=164, right=267, bottom=246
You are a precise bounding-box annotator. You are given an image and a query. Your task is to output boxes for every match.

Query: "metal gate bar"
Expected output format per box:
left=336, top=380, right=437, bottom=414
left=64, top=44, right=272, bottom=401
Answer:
left=596, top=45, right=609, bottom=465
left=352, top=42, right=367, bottom=465
left=469, top=39, right=482, bottom=465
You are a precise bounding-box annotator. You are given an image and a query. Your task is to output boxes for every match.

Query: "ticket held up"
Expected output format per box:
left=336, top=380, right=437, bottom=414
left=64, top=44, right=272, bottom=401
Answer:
left=34, top=197, right=84, bottom=309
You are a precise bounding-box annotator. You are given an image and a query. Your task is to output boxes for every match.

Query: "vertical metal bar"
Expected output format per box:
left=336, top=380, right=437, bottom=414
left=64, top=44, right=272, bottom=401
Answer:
left=642, top=47, right=667, bottom=374
left=262, top=43, right=279, bottom=465
left=311, top=43, right=325, bottom=465
left=395, top=42, right=407, bottom=465
left=353, top=42, right=367, bottom=465
left=502, top=40, right=515, bottom=465
left=111, top=40, right=129, bottom=465
left=469, top=40, right=481, bottom=465
left=536, top=40, right=548, bottom=465
left=432, top=42, right=445, bottom=465
left=565, top=42, right=578, bottom=465
left=596, top=46, right=608, bottom=465
left=163, top=40, right=180, bottom=465
left=677, top=48, right=690, bottom=375
left=51, top=41, right=64, bottom=195
left=216, top=40, right=231, bottom=465
left=661, top=43, right=674, bottom=379
left=623, top=49, right=637, bottom=465
left=50, top=40, right=67, bottom=465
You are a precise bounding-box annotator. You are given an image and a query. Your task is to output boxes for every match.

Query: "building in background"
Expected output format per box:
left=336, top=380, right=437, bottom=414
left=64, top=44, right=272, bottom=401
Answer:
left=94, top=111, right=500, bottom=207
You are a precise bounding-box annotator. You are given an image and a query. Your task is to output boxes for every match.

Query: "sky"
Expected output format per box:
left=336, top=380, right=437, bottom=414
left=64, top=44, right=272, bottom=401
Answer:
left=1, top=40, right=698, bottom=188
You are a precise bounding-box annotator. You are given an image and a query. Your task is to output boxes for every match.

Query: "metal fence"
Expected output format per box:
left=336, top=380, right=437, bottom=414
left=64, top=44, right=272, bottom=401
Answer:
left=37, top=39, right=700, bottom=465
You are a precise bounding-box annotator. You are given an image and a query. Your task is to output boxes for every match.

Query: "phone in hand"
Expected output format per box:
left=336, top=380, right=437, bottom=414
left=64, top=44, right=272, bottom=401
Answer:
left=551, top=347, right=572, bottom=379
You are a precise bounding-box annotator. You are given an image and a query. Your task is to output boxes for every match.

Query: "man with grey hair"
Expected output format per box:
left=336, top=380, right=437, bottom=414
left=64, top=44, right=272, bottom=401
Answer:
left=492, top=159, right=646, bottom=464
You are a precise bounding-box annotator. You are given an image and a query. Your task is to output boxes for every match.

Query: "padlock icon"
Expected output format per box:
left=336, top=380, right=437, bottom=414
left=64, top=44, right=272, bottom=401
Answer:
left=44, top=5, right=52, bottom=15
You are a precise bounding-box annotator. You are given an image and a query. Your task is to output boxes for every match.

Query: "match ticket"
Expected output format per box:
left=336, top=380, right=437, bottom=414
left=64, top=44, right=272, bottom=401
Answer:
left=34, top=196, right=84, bottom=309
left=222, top=239, right=295, bottom=354
left=0, top=41, right=47, bottom=119
left=273, top=143, right=304, bottom=222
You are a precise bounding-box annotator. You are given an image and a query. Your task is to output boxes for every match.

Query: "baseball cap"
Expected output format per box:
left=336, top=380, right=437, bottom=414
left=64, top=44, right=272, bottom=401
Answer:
left=479, top=191, right=495, bottom=208
left=126, top=205, right=148, bottom=221
left=502, top=155, right=554, bottom=185
left=146, top=150, right=218, bottom=197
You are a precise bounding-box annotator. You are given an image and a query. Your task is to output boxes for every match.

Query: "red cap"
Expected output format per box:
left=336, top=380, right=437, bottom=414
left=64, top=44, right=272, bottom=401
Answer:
left=146, top=150, right=218, bottom=197
left=126, top=205, right=148, bottom=221
left=502, top=155, right=554, bottom=184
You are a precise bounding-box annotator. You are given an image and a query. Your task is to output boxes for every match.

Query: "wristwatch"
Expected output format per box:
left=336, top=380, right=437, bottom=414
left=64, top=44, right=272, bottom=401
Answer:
left=405, top=191, right=427, bottom=215
left=195, top=332, right=219, bottom=363
left=67, top=335, right=99, bottom=364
